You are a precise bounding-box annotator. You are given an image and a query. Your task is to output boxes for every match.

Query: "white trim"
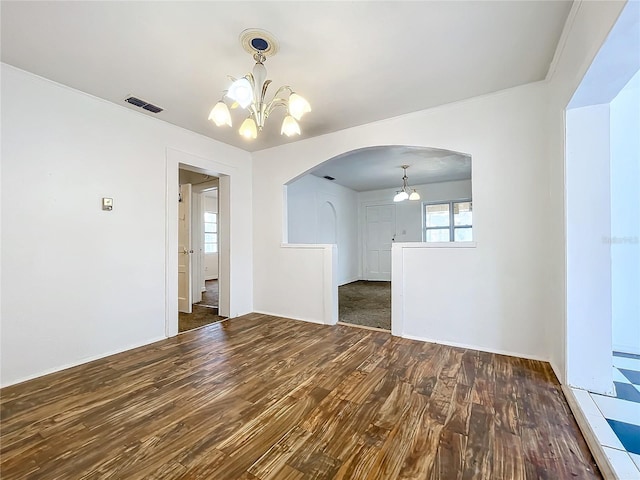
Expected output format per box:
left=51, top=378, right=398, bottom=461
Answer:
left=2, top=336, right=166, bottom=388
left=562, top=386, right=618, bottom=480
left=562, top=106, right=570, bottom=389
left=550, top=360, right=565, bottom=385
left=324, top=245, right=338, bottom=325
left=339, top=276, right=361, bottom=286
left=165, top=148, right=236, bottom=338
left=165, top=150, right=177, bottom=337
left=545, top=0, right=583, bottom=81
left=393, top=241, right=477, bottom=248
left=402, top=333, right=549, bottom=362
left=281, top=184, right=289, bottom=243
left=252, top=310, right=326, bottom=325
left=391, top=243, right=404, bottom=337
left=280, top=243, right=336, bottom=249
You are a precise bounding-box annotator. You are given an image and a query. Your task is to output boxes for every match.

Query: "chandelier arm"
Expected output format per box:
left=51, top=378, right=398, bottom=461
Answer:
left=265, top=98, right=289, bottom=115
left=261, top=79, right=272, bottom=102
left=271, top=85, right=292, bottom=99
left=246, top=73, right=255, bottom=88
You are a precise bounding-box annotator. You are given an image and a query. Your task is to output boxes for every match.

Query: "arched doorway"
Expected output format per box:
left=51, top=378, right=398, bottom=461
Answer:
left=284, top=145, right=473, bottom=332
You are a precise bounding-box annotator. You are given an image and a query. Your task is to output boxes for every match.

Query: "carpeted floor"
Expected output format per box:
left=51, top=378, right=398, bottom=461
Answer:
left=339, top=280, right=391, bottom=330
left=197, top=279, right=219, bottom=308
left=178, top=279, right=225, bottom=332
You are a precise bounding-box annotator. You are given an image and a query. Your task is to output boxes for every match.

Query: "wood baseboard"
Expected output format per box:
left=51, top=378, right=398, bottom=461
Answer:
left=562, top=385, right=618, bottom=480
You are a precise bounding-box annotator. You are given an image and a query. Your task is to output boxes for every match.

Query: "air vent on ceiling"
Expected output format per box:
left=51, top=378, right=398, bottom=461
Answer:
left=125, top=96, right=163, bottom=114
left=323, top=175, right=335, bottom=181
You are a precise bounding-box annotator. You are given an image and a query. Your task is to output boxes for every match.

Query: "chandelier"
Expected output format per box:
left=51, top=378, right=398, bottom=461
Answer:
left=208, top=29, right=311, bottom=140
left=393, top=165, right=421, bottom=202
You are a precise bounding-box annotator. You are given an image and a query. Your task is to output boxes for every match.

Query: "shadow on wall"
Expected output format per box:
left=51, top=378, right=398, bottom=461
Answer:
left=284, top=145, right=473, bottom=286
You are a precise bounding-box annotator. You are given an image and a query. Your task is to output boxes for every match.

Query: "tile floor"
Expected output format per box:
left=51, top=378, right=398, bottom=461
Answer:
left=573, top=351, right=640, bottom=479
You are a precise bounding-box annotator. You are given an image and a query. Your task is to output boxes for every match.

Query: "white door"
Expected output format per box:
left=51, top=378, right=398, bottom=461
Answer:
left=365, top=205, right=396, bottom=281
left=178, top=183, right=193, bottom=313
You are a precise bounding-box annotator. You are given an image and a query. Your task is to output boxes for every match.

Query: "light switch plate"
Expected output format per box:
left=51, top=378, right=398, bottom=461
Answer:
left=102, top=197, right=113, bottom=211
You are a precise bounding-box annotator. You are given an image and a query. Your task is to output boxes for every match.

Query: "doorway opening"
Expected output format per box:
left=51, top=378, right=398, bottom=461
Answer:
left=178, top=168, right=226, bottom=333
left=565, top=1, right=639, bottom=472
left=284, top=145, right=472, bottom=332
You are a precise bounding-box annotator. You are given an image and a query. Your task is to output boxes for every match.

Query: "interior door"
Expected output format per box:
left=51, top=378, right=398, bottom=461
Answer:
left=365, top=205, right=396, bottom=281
left=178, top=183, right=193, bottom=313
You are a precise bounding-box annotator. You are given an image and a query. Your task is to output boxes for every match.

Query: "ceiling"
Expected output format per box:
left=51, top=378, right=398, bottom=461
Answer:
left=568, top=0, right=639, bottom=109
left=1, top=1, right=572, bottom=152
left=309, top=146, right=471, bottom=192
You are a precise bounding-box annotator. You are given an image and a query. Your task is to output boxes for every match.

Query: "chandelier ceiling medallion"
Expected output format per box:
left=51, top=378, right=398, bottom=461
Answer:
left=208, top=29, right=311, bottom=140
left=393, top=165, right=421, bottom=202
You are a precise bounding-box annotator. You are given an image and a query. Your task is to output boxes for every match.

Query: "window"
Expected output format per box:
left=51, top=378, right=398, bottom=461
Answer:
left=424, top=200, right=472, bottom=242
left=204, top=212, right=218, bottom=253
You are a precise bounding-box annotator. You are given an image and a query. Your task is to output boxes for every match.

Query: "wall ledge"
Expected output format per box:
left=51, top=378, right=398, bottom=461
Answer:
left=280, top=243, right=335, bottom=249
left=393, top=242, right=477, bottom=248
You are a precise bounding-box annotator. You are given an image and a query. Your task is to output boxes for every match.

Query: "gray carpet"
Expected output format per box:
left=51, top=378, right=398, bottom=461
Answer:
left=339, top=280, right=391, bottom=330
left=197, top=279, right=218, bottom=308
left=179, top=279, right=225, bottom=332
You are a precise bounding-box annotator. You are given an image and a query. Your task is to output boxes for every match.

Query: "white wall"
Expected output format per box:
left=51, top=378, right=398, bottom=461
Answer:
left=544, top=0, right=628, bottom=383
left=565, top=104, right=613, bottom=394
left=610, top=70, right=640, bottom=355
left=1, top=1, right=631, bottom=388
left=358, top=180, right=472, bottom=243
left=254, top=81, right=552, bottom=360
left=287, top=176, right=471, bottom=284
left=204, top=192, right=219, bottom=280
left=286, top=174, right=359, bottom=285
left=0, top=64, right=253, bottom=387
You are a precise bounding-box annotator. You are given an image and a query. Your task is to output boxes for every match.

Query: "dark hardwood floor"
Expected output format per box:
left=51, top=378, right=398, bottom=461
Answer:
left=0, top=314, right=600, bottom=479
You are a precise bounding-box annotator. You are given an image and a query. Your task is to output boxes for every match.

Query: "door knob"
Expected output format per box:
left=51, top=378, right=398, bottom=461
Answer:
left=181, top=248, right=194, bottom=255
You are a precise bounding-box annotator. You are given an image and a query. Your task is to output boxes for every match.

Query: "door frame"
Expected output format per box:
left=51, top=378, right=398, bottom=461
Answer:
left=165, top=148, right=234, bottom=337
left=190, top=189, right=204, bottom=304
left=178, top=183, right=193, bottom=313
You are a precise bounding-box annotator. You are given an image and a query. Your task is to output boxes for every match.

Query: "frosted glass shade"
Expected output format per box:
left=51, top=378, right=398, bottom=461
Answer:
left=208, top=101, right=232, bottom=127
left=281, top=115, right=301, bottom=137
left=227, top=77, right=253, bottom=109
left=409, top=190, right=421, bottom=200
left=288, top=93, right=311, bottom=120
left=239, top=117, right=257, bottom=139
left=394, top=191, right=409, bottom=202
